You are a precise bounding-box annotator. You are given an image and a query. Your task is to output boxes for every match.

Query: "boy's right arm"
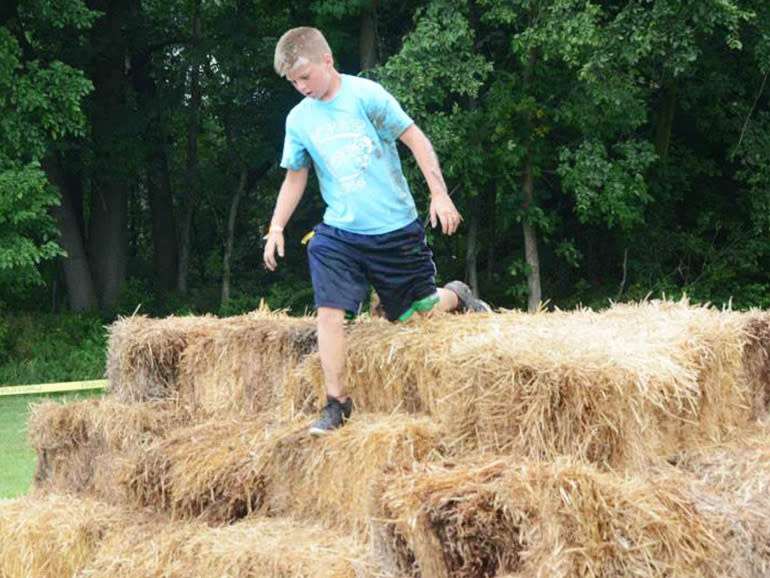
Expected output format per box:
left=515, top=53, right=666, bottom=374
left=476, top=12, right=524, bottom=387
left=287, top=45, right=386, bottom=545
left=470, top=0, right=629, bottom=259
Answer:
left=263, top=167, right=309, bottom=271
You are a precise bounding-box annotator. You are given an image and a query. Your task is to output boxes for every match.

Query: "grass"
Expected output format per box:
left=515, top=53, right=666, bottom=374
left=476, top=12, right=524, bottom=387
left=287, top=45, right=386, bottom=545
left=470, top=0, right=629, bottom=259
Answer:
left=0, top=313, right=108, bottom=497
left=0, top=390, right=103, bottom=498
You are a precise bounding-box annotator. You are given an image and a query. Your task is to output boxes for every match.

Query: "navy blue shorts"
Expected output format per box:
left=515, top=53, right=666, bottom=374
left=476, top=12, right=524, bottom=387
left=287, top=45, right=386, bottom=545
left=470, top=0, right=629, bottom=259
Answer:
left=307, top=219, right=438, bottom=321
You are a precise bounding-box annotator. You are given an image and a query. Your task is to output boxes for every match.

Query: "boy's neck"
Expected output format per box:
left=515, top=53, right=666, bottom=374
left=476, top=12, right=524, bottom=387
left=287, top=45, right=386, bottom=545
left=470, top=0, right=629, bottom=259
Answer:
left=320, top=70, right=342, bottom=102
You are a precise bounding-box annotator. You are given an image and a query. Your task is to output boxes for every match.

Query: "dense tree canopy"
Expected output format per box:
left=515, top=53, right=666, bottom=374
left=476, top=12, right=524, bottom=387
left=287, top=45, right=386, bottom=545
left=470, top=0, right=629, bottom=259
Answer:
left=1, top=0, right=768, bottom=316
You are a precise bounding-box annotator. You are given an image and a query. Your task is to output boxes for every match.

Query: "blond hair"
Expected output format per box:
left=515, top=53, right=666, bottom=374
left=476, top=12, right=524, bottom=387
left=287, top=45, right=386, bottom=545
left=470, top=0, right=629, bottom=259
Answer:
left=274, top=27, right=332, bottom=77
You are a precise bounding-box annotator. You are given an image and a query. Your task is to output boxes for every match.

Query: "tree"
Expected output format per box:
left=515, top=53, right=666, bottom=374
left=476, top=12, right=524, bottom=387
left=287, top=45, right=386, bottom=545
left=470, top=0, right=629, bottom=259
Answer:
left=0, top=1, right=95, bottom=307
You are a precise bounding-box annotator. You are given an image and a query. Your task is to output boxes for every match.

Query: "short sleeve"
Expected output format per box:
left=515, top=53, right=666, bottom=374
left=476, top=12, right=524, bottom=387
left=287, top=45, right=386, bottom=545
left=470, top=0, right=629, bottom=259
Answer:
left=364, top=81, right=414, bottom=142
left=280, top=113, right=311, bottom=171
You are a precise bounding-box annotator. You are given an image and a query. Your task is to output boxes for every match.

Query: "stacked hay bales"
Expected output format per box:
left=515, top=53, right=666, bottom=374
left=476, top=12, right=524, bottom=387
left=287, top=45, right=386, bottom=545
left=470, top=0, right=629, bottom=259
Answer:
left=372, top=456, right=770, bottom=578
left=106, top=313, right=221, bottom=401
left=28, top=397, right=189, bottom=502
left=177, top=310, right=317, bottom=415
left=0, top=493, right=128, bottom=578
left=293, top=300, right=753, bottom=468
left=3, top=300, right=770, bottom=578
left=81, top=516, right=369, bottom=578
left=127, top=412, right=444, bottom=533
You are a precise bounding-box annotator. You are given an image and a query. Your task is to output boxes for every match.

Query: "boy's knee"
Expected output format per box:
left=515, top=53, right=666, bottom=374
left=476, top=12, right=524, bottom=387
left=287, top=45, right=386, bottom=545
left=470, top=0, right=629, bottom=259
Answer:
left=317, top=307, right=346, bottom=327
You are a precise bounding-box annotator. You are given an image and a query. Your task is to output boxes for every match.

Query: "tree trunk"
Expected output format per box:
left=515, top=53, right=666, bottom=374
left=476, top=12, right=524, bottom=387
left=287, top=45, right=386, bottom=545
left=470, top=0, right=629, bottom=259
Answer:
left=485, top=182, right=496, bottom=284
left=655, top=83, right=676, bottom=160
left=129, top=16, right=179, bottom=299
left=177, top=0, right=202, bottom=295
left=522, top=154, right=541, bottom=311
left=522, top=44, right=542, bottom=312
left=465, top=197, right=479, bottom=295
left=87, top=0, right=130, bottom=313
left=221, top=165, right=248, bottom=307
left=360, top=0, right=377, bottom=71
left=148, top=144, right=179, bottom=294
left=42, top=159, right=99, bottom=312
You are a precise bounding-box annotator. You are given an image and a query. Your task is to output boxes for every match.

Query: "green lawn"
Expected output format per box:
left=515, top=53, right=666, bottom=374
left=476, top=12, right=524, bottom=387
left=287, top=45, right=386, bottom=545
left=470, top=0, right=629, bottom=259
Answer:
left=0, top=391, right=102, bottom=498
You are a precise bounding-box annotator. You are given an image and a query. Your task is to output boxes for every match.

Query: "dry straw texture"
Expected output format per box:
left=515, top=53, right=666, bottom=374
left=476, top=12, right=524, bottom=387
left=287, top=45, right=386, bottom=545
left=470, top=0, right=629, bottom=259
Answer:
left=0, top=493, right=125, bottom=578
left=672, top=426, right=770, bottom=506
left=373, top=457, right=755, bottom=578
left=294, top=300, right=753, bottom=468
left=28, top=397, right=187, bottom=499
left=262, top=412, right=444, bottom=536
left=128, top=412, right=443, bottom=533
left=12, top=299, right=770, bottom=578
left=670, top=430, right=770, bottom=577
left=741, top=310, right=770, bottom=414
left=79, top=516, right=369, bottom=578
left=177, top=309, right=317, bottom=415
left=128, top=415, right=277, bottom=522
left=106, top=313, right=221, bottom=401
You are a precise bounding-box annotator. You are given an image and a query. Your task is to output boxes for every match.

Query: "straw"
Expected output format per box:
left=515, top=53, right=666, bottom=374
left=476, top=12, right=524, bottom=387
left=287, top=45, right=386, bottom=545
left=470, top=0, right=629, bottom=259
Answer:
left=128, top=412, right=444, bottom=533
left=373, top=456, right=748, bottom=578
left=0, top=493, right=126, bottom=578
left=80, top=516, right=370, bottom=578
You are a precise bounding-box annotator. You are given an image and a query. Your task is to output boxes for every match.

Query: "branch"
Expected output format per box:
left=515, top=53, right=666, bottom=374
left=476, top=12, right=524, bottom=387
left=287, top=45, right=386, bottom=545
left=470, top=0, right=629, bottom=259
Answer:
left=615, top=247, right=628, bottom=302
left=737, top=68, right=770, bottom=150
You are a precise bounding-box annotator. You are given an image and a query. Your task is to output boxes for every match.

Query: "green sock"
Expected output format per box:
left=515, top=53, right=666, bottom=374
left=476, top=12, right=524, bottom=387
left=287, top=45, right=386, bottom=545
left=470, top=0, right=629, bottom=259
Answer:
left=397, top=293, right=440, bottom=322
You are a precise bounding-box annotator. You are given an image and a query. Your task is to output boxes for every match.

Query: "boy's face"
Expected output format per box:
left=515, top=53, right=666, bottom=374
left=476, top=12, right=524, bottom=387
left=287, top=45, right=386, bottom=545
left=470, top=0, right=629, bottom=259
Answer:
left=287, top=54, right=337, bottom=101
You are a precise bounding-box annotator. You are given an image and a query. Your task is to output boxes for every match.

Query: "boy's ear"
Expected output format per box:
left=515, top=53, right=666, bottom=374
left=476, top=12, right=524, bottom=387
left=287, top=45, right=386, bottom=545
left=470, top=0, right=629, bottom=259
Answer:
left=322, top=53, right=334, bottom=66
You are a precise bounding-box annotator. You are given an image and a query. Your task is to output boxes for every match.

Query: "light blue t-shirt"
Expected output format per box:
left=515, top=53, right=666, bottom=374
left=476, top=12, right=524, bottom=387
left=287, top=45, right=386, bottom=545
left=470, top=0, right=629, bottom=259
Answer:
left=280, top=74, right=418, bottom=235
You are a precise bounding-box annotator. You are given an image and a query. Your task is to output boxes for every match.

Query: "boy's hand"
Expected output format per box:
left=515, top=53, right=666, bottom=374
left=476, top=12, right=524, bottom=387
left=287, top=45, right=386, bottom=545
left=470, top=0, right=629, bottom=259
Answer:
left=263, top=230, right=285, bottom=271
left=429, top=193, right=462, bottom=235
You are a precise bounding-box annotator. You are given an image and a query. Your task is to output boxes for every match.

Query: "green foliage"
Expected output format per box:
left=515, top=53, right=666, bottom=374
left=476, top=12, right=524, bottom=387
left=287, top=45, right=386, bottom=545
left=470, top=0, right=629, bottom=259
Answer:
left=20, top=0, right=101, bottom=30
left=377, top=1, right=491, bottom=114
left=0, top=313, right=105, bottom=385
left=0, top=162, right=63, bottom=285
left=558, top=139, right=657, bottom=229
left=3, top=0, right=770, bottom=318
left=0, top=9, right=93, bottom=293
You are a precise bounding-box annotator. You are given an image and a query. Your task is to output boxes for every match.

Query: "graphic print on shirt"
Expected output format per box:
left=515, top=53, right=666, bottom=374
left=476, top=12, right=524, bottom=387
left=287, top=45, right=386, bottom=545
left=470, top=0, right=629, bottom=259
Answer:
left=309, top=118, right=375, bottom=193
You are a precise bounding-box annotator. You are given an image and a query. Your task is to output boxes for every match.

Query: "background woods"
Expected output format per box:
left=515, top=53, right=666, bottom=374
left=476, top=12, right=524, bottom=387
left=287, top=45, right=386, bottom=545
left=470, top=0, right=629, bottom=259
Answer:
left=1, top=0, right=769, bottom=323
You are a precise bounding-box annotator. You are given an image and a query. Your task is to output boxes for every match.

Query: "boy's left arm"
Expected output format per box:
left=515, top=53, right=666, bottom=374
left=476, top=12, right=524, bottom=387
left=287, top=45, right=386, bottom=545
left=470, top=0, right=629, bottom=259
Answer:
left=399, top=124, right=462, bottom=236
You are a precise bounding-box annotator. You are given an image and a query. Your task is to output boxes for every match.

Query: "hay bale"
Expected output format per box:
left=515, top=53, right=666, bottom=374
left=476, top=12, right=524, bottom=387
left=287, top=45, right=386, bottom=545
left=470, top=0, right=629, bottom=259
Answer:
left=28, top=397, right=188, bottom=498
left=177, top=309, right=317, bottom=415
left=293, top=300, right=753, bottom=468
left=264, top=412, right=444, bottom=535
left=372, top=457, right=745, bottom=578
left=80, top=516, right=369, bottom=578
left=741, top=311, right=770, bottom=415
left=128, top=412, right=443, bottom=532
left=671, top=426, right=770, bottom=511
left=0, top=493, right=126, bottom=578
left=106, top=313, right=220, bottom=401
left=671, top=431, right=770, bottom=577
left=127, top=416, right=276, bottom=522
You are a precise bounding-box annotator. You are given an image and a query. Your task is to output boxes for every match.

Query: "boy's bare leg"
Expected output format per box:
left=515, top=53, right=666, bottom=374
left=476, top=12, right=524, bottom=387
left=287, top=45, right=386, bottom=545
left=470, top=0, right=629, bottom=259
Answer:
left=317, top=306, right=347, bottom=400
left=436, top=287, right=460, bottom=312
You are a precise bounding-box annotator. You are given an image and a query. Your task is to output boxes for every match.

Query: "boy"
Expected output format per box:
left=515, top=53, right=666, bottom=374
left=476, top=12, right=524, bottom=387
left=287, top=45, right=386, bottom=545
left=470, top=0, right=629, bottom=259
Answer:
left=264, top=27, right=490, bottom=434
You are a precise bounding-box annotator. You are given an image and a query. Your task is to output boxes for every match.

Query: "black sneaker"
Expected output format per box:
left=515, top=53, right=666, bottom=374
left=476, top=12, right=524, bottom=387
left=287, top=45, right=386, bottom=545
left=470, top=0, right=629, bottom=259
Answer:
left=308, top=396, right=353, bottom=435
left=444, top=281, right=492, bottom=313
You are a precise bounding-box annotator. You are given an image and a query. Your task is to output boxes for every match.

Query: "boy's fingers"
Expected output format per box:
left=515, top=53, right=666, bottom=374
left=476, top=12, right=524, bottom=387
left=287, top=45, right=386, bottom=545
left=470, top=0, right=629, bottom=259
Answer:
left=264, top=240, right=276, bottom=271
